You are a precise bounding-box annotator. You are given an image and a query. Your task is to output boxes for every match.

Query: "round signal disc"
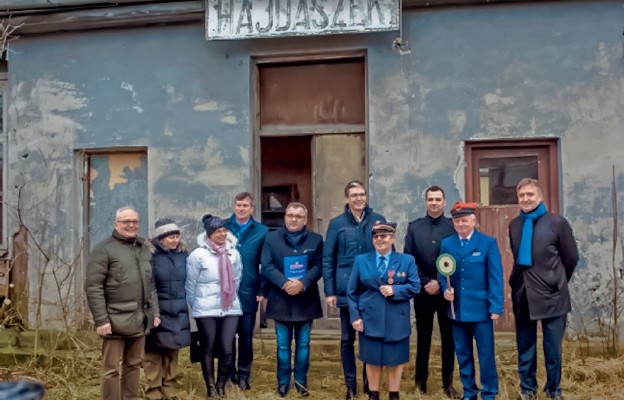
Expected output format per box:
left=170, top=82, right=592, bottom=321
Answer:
left=436, top=253, right=456, bottom=276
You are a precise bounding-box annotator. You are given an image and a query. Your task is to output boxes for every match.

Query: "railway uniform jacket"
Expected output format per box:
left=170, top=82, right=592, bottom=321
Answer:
left=86, top=230, right=159, bottom=338
left=404, top=214, right=455, bottom=287
left=439, top=230, right=504, bottom=322
left=508, top=211, right=578, bottom=320
left=322, top=205, right=386, bottom=307
left=347, top=251, right=421, bottom=341
left=261, top=227, right=324, bottom=322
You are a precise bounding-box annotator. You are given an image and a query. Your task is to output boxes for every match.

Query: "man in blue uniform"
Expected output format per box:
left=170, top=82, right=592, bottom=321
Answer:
left=509, top=178, right=578, bottom=400
left=224, top=192, right=268, bottom=390
left=323, top=180, right=386, bottom=400
left=404, top=186, right=459, bottom=398
left=440, top=201, right=503, bottom=400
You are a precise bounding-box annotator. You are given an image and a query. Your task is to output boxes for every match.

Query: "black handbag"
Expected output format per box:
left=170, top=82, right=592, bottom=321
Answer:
left=190, top=331, right=203, bottom=363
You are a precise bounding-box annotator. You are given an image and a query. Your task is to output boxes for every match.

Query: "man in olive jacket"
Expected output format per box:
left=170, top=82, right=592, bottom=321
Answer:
left=86, top=207, right=160, bottom=400
left=509, top=179, right=578, bottom=400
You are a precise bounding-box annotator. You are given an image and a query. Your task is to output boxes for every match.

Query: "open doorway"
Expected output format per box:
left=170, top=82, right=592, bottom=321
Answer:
left=254, top=54, right=367, bottom=328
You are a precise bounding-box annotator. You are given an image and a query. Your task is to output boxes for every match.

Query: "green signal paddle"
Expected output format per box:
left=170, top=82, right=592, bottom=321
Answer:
left=436, top=253, right=457, bottom=320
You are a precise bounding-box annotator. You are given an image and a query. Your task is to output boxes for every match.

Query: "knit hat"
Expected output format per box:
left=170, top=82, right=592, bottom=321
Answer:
left=371, top=221, right=398, bottom=235
left=202, top=214, right=226, bottom=238
left=450, top=201, right=478, bottom=218
left=153, top=218, right=180, bottom=239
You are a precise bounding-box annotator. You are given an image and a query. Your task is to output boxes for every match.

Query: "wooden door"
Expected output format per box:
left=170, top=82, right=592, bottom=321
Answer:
left=466, top=140, right=559, bottom=331
left=312, top=134, right=366, bottom=328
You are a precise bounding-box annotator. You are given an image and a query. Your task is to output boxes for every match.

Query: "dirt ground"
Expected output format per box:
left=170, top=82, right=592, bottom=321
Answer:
left=2, top=331, right=624, bottom=400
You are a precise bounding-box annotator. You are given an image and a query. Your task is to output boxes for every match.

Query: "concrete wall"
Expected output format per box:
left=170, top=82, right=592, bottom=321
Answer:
left=5, top=1, right=623, bottom=330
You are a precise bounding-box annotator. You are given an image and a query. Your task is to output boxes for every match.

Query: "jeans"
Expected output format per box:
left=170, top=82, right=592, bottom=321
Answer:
left=516, top=315, right=566, bottom=397
left=235, top=311, right=257, bottom=379
left=274, top=320, right=312, bottom=386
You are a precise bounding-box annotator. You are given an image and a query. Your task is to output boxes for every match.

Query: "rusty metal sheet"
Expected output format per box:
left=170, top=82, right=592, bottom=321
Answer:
left=205, top=0, right=399, bottom=40
left=259, top=60, right=365, bottom=126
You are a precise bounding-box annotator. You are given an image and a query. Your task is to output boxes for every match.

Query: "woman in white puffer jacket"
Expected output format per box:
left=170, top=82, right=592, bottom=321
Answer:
left=186, top=214, right=242, bottom=399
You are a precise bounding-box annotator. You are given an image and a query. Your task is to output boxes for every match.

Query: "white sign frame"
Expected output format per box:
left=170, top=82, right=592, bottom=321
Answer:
left=205, top=0, right=399, bottom=40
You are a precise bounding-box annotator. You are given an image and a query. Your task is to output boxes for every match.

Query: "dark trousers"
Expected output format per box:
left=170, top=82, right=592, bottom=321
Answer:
left=234, top=311, right=256, bottom=380
left=196, top=316, right=239, bottom=391
left=452, top=320, right=498, bottom=400
left=515, top=315, right=566, bottom=398
left=414, top=292, right=455, bottom=389
left=339, top=306, right=367, bottom=391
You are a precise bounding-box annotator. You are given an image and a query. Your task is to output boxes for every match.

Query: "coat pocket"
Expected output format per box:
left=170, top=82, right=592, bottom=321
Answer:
left=107, top=301, right=144, bottom=336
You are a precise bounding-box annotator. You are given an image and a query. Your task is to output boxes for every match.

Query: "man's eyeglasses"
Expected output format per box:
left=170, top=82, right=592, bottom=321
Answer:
left=285, top=214, right=306, bottom=220
left=116, top=219, right=140, bottom=225
left=373, top=233, right=392, bottom=240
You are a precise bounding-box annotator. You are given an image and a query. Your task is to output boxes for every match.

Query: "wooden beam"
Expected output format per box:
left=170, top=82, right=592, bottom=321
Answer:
left=0, top=0, right=161, bottom=12
left=2, top=2, right=203, bottom=35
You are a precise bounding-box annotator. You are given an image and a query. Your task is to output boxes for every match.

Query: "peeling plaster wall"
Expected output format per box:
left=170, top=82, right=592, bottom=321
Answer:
left=367, top=2, right=624, bottom=334
left=5, top=1, right=623, bottom=329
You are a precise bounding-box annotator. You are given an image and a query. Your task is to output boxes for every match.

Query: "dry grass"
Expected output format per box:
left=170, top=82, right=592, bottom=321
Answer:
left=2, top=333, right=624, bottom=400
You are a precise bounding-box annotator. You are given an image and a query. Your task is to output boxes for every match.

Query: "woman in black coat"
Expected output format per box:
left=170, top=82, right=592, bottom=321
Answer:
left=144, top=218, right=191, bottom=400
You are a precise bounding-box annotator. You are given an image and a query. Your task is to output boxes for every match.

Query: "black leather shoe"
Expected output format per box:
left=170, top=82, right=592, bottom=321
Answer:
left=277, top=384, right=290, bottom=397
left=294, top=381, right=310, bottom=397
left=416, top=382, right=427, bottom=394
left=345, top=387, right=357, bottom=400
left=238, top=377, right=251, bottom=391
left=444, top=385, right=461, bottom=399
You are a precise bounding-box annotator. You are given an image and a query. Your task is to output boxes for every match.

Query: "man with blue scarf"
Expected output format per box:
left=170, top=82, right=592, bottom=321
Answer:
left=509, top=178, right=578, bottom=400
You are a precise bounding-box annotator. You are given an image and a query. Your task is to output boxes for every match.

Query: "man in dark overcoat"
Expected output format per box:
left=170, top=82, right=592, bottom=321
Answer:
left=509, top=178, right=578, bottom=400
left=261, top=202, right=323, bottom=398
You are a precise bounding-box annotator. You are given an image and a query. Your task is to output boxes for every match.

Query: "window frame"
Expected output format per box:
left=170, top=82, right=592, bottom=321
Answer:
left=465, top=138, right=559, bottom=214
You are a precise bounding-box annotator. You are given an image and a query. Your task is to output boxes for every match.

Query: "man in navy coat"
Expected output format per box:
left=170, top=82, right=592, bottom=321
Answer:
left=440, top=202, right=503, bottom=400
left=322, top=180, right=386, bottom=400
left=509, top=178, right=578, bottom=400
left=261, top=202, right=324, bottom=398
left=223, top=192, right=268, bottom=390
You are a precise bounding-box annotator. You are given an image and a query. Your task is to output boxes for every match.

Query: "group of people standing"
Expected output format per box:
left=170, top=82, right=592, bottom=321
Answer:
left=86, top=177, right=578, bottom=400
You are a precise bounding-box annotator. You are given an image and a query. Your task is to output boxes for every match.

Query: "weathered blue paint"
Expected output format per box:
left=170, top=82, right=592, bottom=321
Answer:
left=5, top=1, right=623, bottom=330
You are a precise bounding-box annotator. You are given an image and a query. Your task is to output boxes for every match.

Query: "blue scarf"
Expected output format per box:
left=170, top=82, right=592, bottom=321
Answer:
left=517, top=202, right=547, bottom=267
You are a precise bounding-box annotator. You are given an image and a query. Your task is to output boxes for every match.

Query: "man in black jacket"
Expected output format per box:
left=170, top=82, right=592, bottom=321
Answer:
left=404, top=186, right=460, bottom=399
left=509, top=178, right=578, bottom=400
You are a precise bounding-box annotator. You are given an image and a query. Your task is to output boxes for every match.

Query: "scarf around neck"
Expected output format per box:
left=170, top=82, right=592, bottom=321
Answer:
left=517, top=202, right=547, bottom=267
left=205, top=237, right=235, bottom=310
